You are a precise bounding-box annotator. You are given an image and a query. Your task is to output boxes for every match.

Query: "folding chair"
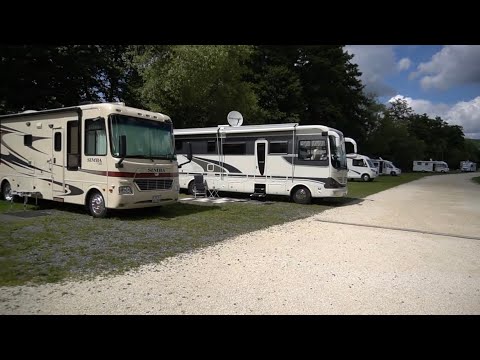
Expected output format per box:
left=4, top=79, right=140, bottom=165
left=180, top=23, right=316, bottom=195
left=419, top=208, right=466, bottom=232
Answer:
left=193, top=174, right=207, bottom=198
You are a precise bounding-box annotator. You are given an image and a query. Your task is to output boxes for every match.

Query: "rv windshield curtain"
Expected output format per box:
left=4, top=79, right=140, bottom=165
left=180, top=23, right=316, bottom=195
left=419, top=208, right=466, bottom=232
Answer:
left=109, top=115, right=174, bottom=158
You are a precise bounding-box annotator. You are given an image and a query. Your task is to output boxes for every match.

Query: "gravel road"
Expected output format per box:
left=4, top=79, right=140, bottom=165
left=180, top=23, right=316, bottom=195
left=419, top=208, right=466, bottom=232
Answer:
left=1, top=173, right=479, bottom=314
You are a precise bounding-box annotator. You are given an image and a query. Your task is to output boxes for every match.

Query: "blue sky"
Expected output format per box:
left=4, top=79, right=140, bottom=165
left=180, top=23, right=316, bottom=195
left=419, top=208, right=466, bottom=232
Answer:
left=344, top=45, right=480, bottom=138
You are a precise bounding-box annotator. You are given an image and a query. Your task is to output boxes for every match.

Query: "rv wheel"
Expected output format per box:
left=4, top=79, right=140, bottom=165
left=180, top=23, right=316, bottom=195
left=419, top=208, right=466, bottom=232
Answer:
left=390, top=171, right=396, bottom=176
left=292, top=186, right=311, bottom=204
left=361, top=174, right=370, bottom=182
left=1, top=181, right=13, bottom=201
left=88, top=191, right=107, bottom=218
left=187, top=180, right=195, bottom=195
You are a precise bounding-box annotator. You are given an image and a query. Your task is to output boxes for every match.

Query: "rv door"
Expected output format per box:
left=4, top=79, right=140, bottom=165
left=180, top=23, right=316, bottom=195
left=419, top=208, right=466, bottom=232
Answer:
left=51, top=126, right=66, bottom=198
left=255, top=140, right=268, bottom=176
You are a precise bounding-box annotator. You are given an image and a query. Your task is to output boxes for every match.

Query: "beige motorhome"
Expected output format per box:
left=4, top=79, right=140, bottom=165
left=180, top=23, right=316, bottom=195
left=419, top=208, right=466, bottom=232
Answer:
left=0, top=103, right=180, bottom=217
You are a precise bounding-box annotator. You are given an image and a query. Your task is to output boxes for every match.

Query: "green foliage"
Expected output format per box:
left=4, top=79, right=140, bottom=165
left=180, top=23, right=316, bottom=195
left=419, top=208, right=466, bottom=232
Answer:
left=364, top=98, right=472, bottom=171
left=298, top=46, right=374, bottom=143
left=246, top=46, right=305, bottom=124
left=0, top=45, right=141, bottom=114
left=1, top=45, right=475, bottom=173
left=132, top=45, right=259, bottom=128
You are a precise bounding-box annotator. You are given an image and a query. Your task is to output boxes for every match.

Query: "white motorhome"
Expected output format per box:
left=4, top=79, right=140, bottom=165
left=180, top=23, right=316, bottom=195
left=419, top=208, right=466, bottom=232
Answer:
left=174, top=123, right=349, bottom=204
left=371, top=158, right=402, bottom=176
left=412, top=160, right=449, bottom=173
left=0, top=103, right=183, bottom=217
left=347, top=154, right=378, bottom=181
left=460, top=160, right=477, bottom=172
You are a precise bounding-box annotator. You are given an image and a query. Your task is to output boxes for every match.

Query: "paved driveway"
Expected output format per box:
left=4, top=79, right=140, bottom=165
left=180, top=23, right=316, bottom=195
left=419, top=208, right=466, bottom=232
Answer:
left=1, top=173, right=479, bottom=314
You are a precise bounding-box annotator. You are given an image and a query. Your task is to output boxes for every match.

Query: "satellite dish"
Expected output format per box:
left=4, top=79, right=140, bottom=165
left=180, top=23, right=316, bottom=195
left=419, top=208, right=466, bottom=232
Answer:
left=227, top=111, right=243, bottom=127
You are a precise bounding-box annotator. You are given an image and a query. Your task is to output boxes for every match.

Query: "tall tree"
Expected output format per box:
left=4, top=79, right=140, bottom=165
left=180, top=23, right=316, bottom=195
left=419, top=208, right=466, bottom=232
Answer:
left=132, top=45, right=259, bottom=128
left=297, top=46, right=373, bottom=143
left=246, top=46, right=305, bottom=124
left=0, top=45, right=140, bottom=114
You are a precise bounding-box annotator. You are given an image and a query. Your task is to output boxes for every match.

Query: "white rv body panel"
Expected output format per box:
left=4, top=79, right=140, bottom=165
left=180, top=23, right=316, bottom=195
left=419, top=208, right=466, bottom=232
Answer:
left=460, top=161, right=477, bottom=172
left=0, top=103, right=179, bottom=215
left=412, top=160, right=449, bottom=173
left=346, top=153, right=378, bottom=181
left=174, top=123, right=349, bottom=203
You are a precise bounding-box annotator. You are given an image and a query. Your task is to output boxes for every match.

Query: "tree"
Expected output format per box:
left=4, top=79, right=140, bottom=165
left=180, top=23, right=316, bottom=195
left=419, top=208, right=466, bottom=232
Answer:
left=246, top=46, right=305, bottom=124
left=0, top=45, right=140, bottom=114
left=132, top=45, right=259, bottom=128
left=296, top=46, right=374, bottom=144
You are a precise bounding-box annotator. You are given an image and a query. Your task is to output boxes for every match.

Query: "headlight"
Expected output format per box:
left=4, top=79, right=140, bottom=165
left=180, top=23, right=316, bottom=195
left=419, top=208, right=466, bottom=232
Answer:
left=118, top=186, right=133, bottom=195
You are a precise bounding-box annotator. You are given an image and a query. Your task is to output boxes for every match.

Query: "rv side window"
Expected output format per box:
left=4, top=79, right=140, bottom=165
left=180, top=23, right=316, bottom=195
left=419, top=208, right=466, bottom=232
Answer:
left=54, top=132, right=61, bottom=151
left=352, top=159, right=365, bottom=167
left=67, top=121, right=79, bottom=170
left=298, top=140, right=327, bottom=161
left=85, top=118, right=107, bottom=156
left=24, top=134, right=32, bottom=146
left=207, top=141, right=216, bottom=153
left=223, top=143, right=246, bottom=155
left=417, top=162, right=422, bottom=165
left=269, top=141, right=288, bottom=154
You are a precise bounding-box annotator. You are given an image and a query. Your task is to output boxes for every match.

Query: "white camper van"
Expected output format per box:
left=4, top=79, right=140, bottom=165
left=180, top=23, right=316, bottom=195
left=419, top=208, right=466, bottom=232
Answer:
left=174, top=123, right=349, bottom=204
left=0, top=103, right=183, bottom=217
left=460, top=160, right=477, bottom=172
left=347, top=154, right=378, bottom=181
left=412, top=160, right=449, bottom=173
left=371, top=159, right=401, bottom=176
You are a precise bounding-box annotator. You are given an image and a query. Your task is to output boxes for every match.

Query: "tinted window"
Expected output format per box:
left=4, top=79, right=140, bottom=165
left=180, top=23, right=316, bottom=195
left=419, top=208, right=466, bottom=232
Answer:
left=223, top=143, right=246, bottom=155
left=54, top=132, right=61, bottom=151
left=270, top=142, right=288, bottom=154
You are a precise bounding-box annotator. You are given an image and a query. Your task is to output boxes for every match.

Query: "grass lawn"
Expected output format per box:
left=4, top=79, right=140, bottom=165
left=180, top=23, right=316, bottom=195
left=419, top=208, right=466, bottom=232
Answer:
left=472, top=176, right=480, bottom=185
left=0, top=172, right=430, bottom=286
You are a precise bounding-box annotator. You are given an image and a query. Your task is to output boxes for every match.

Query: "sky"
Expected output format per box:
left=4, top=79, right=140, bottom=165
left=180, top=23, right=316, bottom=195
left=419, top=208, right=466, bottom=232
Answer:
left=344, top=45, right=480, bottom=139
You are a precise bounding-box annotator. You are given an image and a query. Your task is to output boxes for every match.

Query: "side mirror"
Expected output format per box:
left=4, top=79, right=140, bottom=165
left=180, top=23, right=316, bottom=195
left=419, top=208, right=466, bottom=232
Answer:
left=178, top=142, right=193, bottom=169
left=187, top=142, right=192, bottom=161
left=119, top=135, right=127, bottom=158
left=116, top=135, right=127, bottom=168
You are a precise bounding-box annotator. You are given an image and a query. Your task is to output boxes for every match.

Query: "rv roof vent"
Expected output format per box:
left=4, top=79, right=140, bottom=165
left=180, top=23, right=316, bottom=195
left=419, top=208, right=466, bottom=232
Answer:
left=22, top=110, right=37, bottom=113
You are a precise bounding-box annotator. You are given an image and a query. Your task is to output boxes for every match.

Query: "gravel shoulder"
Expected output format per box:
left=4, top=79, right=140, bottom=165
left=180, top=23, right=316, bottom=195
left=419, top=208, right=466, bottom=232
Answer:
left=1, top=173, right=479, bottom=315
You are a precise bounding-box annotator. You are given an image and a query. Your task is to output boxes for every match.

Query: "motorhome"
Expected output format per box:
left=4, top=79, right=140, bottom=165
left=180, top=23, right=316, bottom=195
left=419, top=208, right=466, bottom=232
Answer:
left=347, top=154, right=378, bottom=181
left=174, top=122, right=349, bottom=204
left=0, top=102, right=183, bottom=217
left=460, top=160, right=477, bottom=172
left=371, top=158, right=402, bottom=176
left=412, top=160, right=449, bottom=173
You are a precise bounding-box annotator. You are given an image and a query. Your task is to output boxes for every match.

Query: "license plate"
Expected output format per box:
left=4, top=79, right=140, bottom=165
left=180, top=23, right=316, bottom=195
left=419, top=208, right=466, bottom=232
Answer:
left=152, top=195, right=161, bottom=203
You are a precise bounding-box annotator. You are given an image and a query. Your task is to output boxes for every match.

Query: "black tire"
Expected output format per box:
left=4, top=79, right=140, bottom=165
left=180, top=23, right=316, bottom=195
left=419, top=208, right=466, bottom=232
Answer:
left=88, top=191, right=107, bottom=218
left=390, top=171, right=396, bottom=176
left=187, top=180, right=195, bottom=195
left=292, top=186, right=311, bottom=204
left=361, top=174, right=370, bottom=182
left=1, top=181, right=13, bottom=201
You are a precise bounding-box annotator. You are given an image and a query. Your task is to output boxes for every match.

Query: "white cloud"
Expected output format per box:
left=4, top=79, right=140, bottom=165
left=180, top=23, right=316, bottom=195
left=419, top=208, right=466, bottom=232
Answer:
left=409, top=45, right=480, bottom=90
left=389, top=95, right=480, bottom=138
left=397, top=58, right=412, bottom=71
left=344, top=45, right=397, bottom=97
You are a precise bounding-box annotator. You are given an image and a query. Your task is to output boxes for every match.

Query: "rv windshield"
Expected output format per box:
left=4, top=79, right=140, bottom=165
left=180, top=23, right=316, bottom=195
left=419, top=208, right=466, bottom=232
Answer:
left=366, top=159, right=375, bottom=168
left=329, top=135, right=347, bottom=169
left=109, top=115, right=175, bottom=160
